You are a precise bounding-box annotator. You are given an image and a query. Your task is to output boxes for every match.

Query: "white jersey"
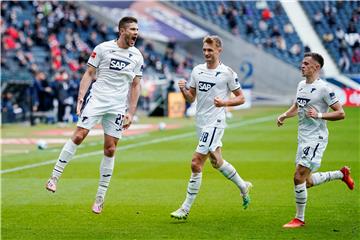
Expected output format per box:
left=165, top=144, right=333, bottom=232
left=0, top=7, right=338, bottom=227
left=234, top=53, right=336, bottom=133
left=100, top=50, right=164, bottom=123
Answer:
left=295, top=79, right=338, bottom=142
left=189, top=63, right=241, bottom=128
left=86, top=39, right=144, bottom=115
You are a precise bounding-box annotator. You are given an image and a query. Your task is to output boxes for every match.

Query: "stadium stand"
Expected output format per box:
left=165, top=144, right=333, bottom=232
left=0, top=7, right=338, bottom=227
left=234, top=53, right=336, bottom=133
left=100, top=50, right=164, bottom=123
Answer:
left=174, top=0, right=360, bottom=75
left=174, top=1, right=304, bottom=68
left=1, top=1, right=194, bottom=123
left=300, top=1, right=360, bottom=75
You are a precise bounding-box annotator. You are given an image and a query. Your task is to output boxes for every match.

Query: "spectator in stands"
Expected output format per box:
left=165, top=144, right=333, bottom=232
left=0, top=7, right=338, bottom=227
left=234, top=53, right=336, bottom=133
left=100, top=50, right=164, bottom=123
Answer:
left=54, top=69, right=75, bottom=122
left=15, top=50, right=28, bottom=67
left=226, top=6, right=239, bottom=35
left=87, top=31, right=98, bottom=49
left=284, top=23, right=294, bottom=34
left=261, top=8, right=272, bottom=21
left=258, top=19, right=268, bottom=32
left=322, top=32, right=334, bottom=43
left=32, top=71, right=55, bottom=114
left=245, top=20, right=255, bottom=37
left=275, top=35, right=287, bottom=51
left=290, top=43, right=301, bottom=56
left=313, top=11, right=323, bottom=26
left=347, top=22, right=357, bottom=34
left=2, top=92, right=17, bottom=123
left=270, top=25, right=281, bottom=38
left=335, top=27, right=345, bottom=40
left=338, top=49, right=351, bottom=72
left=352, top=47, right=360, bottom=64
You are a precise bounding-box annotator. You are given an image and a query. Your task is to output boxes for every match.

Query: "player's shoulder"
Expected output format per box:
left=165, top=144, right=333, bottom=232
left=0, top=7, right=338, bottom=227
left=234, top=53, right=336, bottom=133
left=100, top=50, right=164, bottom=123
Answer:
left=219, top=63, right=236, bottom=76
left=98, top=40, right=115, bottom=48
left=128, top=46, right=143, bottom=58
left=317, top=78, right=329, bottom=87
left=317, top=78, right=334, bottom=93
left=94, top=40, right=115, bottom=52
left=192, top=63, right=206, bottom=72
left=298, top=80, right=306, bottom=87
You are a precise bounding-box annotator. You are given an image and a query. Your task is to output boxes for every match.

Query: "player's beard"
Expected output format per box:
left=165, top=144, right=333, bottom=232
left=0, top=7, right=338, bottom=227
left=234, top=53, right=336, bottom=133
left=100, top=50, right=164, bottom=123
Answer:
left=125, top=34, right=136, bottom=47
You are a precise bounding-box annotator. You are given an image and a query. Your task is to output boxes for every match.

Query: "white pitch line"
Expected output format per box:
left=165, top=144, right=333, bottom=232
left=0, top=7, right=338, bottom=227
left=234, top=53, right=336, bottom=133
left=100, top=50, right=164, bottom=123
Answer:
left=0, top=115, right=275, bottom=174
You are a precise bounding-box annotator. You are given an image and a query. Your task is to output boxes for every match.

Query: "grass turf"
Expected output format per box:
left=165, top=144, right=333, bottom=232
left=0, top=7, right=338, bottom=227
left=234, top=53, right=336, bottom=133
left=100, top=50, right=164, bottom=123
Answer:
left=1, top=106, right=359, bottom=239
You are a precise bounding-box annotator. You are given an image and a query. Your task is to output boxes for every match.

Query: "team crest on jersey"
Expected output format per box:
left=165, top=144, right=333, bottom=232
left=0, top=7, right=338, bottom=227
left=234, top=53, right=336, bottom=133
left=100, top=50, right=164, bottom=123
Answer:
left=199, top=81, right=216, bottom=92
left=109, top=58, right=130, bottom=71
left=329, top=92, right=336, bottom=100
left=296, top=97, right=310, bottom=107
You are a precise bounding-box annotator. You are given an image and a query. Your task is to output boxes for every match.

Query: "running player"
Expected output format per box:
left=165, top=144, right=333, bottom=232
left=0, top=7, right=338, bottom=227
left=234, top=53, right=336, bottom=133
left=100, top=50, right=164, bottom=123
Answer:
left=277, top=52, right=354, bottom=228
left=171, top=35, right=252, bottom=220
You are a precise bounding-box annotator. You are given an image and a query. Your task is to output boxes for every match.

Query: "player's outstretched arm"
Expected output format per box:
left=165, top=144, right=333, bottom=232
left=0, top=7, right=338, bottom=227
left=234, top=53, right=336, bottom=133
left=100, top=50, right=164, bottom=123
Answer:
left=76, top=65, right=96, bottom=115
left=124, top=76, right=141, bottom=130
left=214, top=88, right=245, bottom=107
left=277, top=103, right=298, bottom=127
left=178, top=79, right=196, bottom=103
left=306, top=102, right=345, bottom=121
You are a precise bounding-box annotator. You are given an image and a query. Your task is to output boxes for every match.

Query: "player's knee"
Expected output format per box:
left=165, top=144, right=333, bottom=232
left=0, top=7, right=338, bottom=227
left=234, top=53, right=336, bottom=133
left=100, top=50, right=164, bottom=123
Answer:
left=293, top=172, right=306, bottom=185
left=210, top=158, right=221, bottom=169
left=191, top=157, right=202, bottom=173
left=72, top=132, right=86, bottom=145
left=104, top=145, right=116, bottom=157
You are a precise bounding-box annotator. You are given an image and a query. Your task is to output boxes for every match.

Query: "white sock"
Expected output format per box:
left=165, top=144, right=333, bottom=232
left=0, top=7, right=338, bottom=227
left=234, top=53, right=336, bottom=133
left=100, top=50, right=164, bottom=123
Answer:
left=96, top=156, right=115, bottom=200
left=218, top=160, right=247, bottom=195
left=52, top=139, right=78, bottom=179
left=295, top=182, right=307, bottom=222
left=181, top=172, right=202, bottom=211
left=311, top=171, right=344, bottom=186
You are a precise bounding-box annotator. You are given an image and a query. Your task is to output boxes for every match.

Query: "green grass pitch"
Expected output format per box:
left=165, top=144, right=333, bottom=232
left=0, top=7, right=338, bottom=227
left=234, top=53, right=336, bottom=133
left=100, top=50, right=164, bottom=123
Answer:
left=1, top=106, right=359, bottom=239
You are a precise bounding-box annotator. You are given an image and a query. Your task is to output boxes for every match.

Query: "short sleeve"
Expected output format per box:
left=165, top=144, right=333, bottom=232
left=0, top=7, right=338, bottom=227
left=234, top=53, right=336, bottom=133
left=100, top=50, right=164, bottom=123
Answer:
left=87, top=45, right=102, bottom=68
left=294, top=82, right=301, bottom=105
left=323, top=84, right=338, bottom=106
left=134, top=54, right=144, bottom=77
left=227, top=67, right=241, bottom=91
left=189, top=69, right=197, bottom=89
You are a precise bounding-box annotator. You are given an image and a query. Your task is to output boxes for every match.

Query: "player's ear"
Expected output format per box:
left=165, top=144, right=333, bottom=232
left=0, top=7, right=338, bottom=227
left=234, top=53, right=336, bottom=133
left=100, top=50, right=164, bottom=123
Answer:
left=218, top=47, right=223, bottom=54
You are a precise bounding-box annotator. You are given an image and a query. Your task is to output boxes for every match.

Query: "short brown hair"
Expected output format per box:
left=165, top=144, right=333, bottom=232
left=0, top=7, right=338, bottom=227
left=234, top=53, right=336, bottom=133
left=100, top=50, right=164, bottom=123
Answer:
left=118, top=16, right=138, bottom=31
left=203, top=35, right=222, bottom=48
left=304, top=52, right=324, bottom=68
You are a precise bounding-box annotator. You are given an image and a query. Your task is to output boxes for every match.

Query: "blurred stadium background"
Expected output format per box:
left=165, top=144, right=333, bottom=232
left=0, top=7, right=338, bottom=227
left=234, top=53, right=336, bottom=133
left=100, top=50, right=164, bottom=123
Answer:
left=1, top=0, right=359, bottom=124
left=1, top=1, right=359, bottom=239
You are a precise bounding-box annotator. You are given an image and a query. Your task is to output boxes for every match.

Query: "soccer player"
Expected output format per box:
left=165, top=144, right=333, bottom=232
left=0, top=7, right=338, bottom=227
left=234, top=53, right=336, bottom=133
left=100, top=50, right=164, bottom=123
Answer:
left=45, top=16, right=143, bottom=214
left=277, top=52, right=355, bottom=228
left=170, top=35, right=252, bottom=220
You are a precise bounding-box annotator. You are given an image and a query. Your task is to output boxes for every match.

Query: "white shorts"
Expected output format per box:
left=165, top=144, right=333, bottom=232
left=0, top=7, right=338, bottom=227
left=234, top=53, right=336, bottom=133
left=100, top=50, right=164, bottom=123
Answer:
left=295, top=140, right=328, bottom=172
left=77, top=97, right=125, bottom=139
left=196, top=126, right=224, bottom=155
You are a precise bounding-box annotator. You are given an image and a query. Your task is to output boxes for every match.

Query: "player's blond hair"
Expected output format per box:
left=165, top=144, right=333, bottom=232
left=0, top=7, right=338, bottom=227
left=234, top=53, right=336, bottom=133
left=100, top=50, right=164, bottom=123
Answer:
left=203, top=35, right=222, bottom=48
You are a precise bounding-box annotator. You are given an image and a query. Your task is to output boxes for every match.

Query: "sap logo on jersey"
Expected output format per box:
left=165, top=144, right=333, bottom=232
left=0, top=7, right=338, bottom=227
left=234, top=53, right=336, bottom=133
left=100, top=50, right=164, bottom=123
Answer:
left=297, top=97, right=310, bottom=107
left=199, top=81, right=216, bottom=92
left=109, top=59, right=130, bottom=71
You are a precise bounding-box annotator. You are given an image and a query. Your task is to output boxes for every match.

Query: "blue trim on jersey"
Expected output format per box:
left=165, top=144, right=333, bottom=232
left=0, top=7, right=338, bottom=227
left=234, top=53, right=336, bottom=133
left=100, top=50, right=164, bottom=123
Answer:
left=209, top=127, right=217, bottom=148
left=87, top=63, right=97, bottom=68
left=329, top=101, right=339, bottom=107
